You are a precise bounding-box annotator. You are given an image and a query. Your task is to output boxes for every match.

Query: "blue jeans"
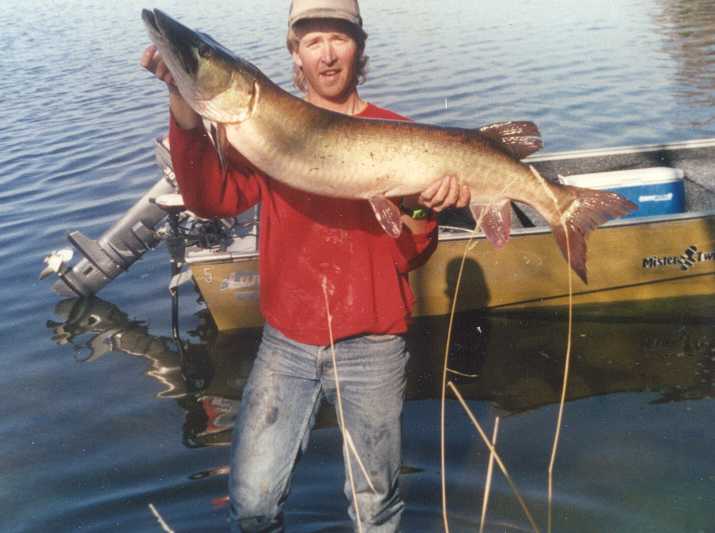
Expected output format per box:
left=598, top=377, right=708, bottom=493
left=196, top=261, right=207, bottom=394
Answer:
left=229, top=323, right=408, bottom=532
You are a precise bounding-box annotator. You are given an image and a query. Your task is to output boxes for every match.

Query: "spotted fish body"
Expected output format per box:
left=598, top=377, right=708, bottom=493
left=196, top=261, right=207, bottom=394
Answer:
left=142, top=9, right=636, bottom=282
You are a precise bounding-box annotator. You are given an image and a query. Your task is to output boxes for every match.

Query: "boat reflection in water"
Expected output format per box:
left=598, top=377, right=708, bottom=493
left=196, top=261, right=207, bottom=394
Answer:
left=48, top=296, right=258, bottom=448
left=47, top=296, right=714, bottom=448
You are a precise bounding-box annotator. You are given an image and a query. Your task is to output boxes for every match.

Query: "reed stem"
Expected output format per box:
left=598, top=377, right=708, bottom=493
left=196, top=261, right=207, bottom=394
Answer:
left=148, top=503, right=175, bottom=533
left=479, top=416, right=500, bottom=533
left=448, top=382, right=540, bottom=533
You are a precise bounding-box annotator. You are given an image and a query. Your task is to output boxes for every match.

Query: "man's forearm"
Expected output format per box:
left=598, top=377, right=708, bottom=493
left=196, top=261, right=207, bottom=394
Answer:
left=170, top=92, right=201, bottom=130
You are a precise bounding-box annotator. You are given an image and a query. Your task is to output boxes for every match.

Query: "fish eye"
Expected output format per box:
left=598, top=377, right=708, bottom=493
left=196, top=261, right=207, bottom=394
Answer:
left=198, top=43, right=213, bottom=58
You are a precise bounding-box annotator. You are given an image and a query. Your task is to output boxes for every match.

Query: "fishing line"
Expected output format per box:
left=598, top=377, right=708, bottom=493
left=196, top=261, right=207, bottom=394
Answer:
left=320, top=300, right=377, bottom=492
left=322, top=277, right=369, bottom=533
left=531, top=167, right=576, bottom=533
left=441, top=168, right=577, bottom=532
left=546, top=210, right=574, bottom=533
left=439, top=177, right=519, bottom=533
left=439, top=229, right=473, bottom=533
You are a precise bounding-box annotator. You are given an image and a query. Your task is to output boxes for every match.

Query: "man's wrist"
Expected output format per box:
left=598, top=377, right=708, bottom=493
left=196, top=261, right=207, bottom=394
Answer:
left=400, top=199, right=432, bottom=220
left=170, top=93, right=201, bottom=130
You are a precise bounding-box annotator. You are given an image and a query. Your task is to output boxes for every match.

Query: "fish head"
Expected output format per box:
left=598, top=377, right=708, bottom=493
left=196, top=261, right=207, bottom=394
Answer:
left=142, top=9, right=260, bottom=124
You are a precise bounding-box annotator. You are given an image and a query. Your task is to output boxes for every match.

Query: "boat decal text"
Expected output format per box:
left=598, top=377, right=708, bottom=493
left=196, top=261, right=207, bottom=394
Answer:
left=220, top=272, right=260, bottom=291
left=642, top=245, right=715, bottom=271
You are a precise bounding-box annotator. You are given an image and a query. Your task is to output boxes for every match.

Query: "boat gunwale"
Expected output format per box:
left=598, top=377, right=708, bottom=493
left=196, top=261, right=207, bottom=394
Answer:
left=186, top=207, right=715, bottom=265
left=437, top=208, right=715, bottom=241
left=524, top=136, right=715, bottom=163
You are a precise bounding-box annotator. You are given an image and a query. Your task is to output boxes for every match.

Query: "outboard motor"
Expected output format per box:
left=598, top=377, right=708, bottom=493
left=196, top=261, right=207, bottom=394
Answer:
left=51, top=139, right=177, bottom=297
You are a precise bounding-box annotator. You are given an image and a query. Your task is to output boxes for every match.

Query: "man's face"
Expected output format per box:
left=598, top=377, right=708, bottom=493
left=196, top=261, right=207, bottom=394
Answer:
left=292, top=19, right=359, bottom=101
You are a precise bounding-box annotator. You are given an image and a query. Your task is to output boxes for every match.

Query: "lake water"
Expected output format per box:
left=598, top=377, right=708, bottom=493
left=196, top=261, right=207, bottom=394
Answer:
left=1, top=0, right=714, bottom=531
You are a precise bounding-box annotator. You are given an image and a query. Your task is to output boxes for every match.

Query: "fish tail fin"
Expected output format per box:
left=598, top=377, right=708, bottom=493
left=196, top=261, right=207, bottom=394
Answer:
left=548, top=185, right=636, bottom=284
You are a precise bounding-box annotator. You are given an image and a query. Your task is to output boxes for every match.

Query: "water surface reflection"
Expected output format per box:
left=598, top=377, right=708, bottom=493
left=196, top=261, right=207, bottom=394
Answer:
left=47, top=298, right=714, bottom=531
left=655, top=0, right=715, bottom=126
left=49, top=296, right=714, bottom=441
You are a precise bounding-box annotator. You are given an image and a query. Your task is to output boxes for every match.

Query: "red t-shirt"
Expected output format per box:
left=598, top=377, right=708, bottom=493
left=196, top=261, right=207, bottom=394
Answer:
left=169, top=102, right=438, bottom=345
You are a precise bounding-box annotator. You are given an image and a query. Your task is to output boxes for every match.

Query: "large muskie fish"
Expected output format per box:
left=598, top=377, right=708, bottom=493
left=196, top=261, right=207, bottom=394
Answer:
left=142, top=9, right=635, bottom=283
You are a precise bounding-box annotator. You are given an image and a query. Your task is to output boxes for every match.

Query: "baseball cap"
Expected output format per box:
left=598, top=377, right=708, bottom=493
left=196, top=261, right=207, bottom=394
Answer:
left=288, top=0, right=362, bottom=29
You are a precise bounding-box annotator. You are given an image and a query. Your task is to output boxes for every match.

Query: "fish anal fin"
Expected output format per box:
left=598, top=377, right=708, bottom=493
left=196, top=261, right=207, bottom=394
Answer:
left=470, top=200, right=512, bottom=248
left=369, top=195, right=403, bottom=238
left=478, top=121, right=543, bottom=159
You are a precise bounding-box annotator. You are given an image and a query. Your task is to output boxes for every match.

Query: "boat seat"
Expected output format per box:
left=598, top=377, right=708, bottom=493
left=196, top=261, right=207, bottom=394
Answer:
left=152, top=193, right=210, bottom=221
left=153, top=193, right=186, bottom=214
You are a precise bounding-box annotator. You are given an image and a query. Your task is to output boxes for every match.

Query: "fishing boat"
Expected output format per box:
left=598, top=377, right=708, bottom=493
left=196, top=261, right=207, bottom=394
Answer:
left=44, top=137, right=715, bottom=331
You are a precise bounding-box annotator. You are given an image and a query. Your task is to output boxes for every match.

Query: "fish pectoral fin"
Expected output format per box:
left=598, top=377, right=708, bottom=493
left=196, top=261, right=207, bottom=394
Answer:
left=470, top=200, right=512, bottom=248
left=478, top=121, right=543, bottom=160
left=206, top=121, right=230, bottom=178
left=368, top=195, right=403, bottom=238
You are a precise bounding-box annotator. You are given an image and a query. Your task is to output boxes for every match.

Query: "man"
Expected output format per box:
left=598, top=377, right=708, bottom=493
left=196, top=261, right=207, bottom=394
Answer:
left=142, top=1, right=469, bottom=530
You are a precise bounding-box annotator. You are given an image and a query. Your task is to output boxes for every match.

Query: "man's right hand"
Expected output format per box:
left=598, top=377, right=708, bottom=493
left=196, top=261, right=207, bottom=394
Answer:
left=140, top=44, right=177, bottom=88
left=140, top=44, right=201, bottom=130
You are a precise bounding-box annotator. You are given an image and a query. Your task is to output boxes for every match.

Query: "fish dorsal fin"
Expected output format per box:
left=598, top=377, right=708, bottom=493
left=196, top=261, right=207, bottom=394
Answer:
left=368, top=195, right=403, bottom=238
left=478, top=121, right=543, bottom=160
left=470, top=200, right=512, bottom=248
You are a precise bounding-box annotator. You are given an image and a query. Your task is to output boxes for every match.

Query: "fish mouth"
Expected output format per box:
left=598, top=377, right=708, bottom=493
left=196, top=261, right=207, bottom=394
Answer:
left=142, top=8, right=199, bottom=77
left=141, top=9, right=262, bottom=124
